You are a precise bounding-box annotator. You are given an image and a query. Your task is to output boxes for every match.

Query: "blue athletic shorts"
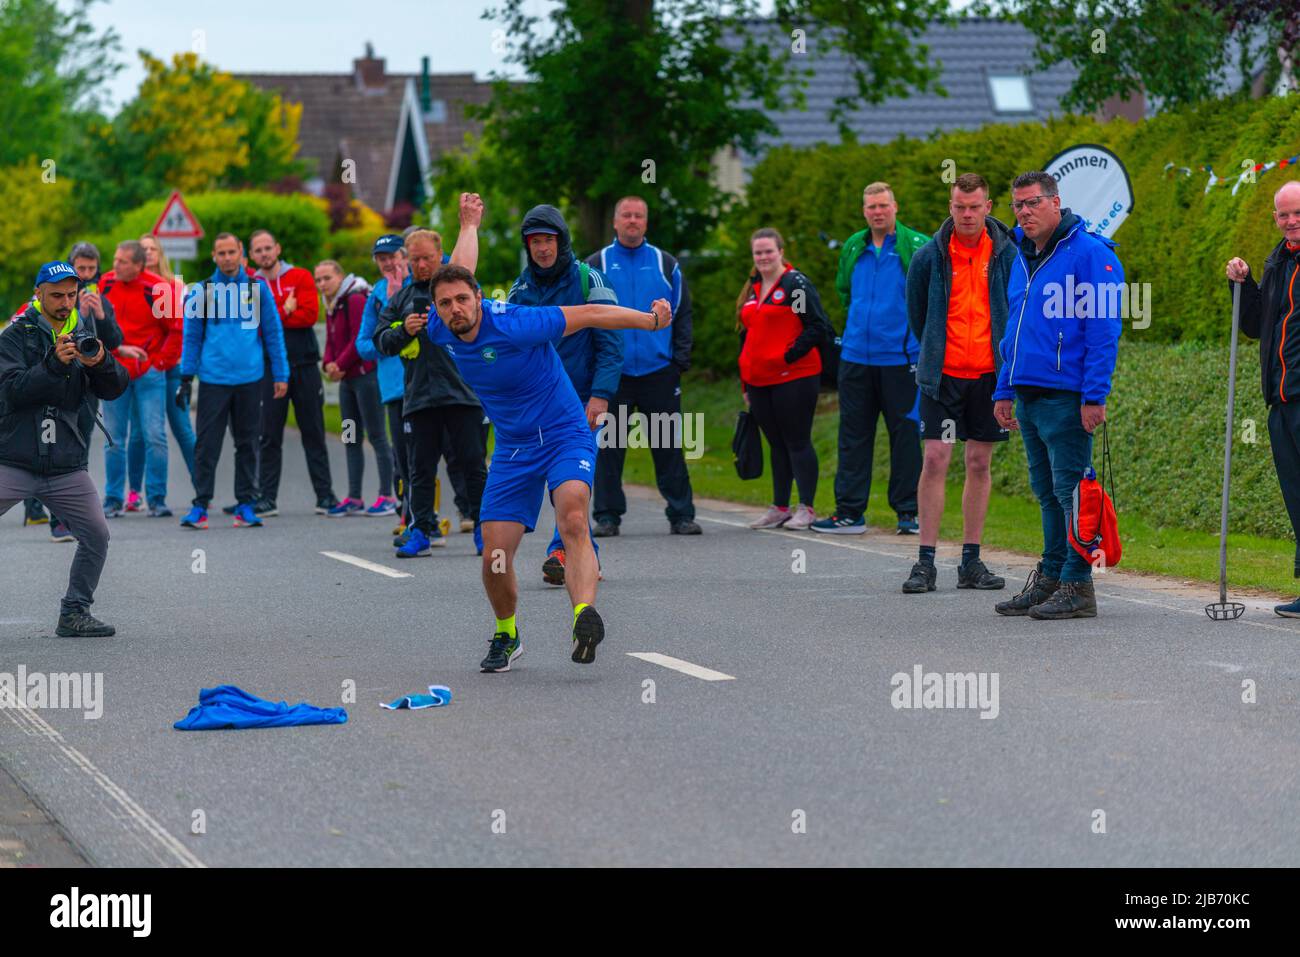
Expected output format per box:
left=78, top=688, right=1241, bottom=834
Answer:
left=480, top=430, right=597, bottom=531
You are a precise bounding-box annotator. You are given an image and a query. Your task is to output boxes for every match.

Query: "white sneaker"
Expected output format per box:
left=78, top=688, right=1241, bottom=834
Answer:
left=750, top=505, right=792, bottom=529
left=785, top=504, right=816, bottom=530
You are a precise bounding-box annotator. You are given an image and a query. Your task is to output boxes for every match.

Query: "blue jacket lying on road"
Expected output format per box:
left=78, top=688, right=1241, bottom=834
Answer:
left=174, top=685, right=348, bottom=730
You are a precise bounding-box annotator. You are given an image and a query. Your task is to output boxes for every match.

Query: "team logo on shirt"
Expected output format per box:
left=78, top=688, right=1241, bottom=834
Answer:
left=481, top=346, right=497, bottom=363
left=578, top=459, right=591, bottom=471
left=772, top=289, right=785, bottom=302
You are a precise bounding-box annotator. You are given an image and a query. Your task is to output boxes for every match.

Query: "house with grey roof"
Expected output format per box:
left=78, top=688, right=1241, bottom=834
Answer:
left=238, top=46, right=494, bottom=214
left=715, top=17, right=1145, bottom=194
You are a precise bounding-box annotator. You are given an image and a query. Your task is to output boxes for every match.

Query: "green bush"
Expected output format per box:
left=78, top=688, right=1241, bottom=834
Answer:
left=323, top=228, right=376, bottom=282
left=689, top=95, right=1300, bottom=373
left=0, top=157, right=78, bottom=312
left=86, top=190, right=329, bottom=278
left=939, top=339, right=1287, bottom=541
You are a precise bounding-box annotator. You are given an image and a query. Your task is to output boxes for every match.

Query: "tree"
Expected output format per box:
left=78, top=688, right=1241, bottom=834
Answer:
left=981, top=1, right=1300, bottom=113
left=473, top=0, right=949, bottom=254
left=0, top=0, right=121, bottom=169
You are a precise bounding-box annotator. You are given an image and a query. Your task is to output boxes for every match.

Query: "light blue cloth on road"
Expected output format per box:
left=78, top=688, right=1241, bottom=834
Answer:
left=174, top=684, right=348, bottom=730
left=381, top=685, right=452, bottom=710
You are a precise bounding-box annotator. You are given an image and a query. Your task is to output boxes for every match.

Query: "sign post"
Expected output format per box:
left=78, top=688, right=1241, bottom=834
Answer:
left=150, top=191, right=204, bottom=265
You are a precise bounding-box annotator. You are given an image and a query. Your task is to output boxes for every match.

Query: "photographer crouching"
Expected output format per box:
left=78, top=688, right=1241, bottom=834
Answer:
left=0, top=261, right=128, bottom=636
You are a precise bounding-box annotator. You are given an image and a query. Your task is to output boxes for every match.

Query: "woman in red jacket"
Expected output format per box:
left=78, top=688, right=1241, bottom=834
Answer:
left=316, top=260, right=395, bottom=517
left=737, top=228, right=831, bottom=530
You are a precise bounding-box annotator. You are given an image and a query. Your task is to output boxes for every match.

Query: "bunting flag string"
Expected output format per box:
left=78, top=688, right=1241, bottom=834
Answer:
left=1165, top=155, right=1300, bottom=195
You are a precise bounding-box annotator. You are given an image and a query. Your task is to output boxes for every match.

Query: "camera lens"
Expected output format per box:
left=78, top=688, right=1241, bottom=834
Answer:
left=77, top=336, right=100, bottom=356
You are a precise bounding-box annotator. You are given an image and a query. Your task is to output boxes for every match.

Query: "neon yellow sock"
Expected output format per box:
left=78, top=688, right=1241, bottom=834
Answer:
left=495, top=615, right=517, bottom=638
left=573, top=602, right=590, bottom=626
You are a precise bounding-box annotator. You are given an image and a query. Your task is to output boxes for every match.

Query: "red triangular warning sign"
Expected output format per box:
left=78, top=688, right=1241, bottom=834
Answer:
left=151, top=191, right=204, bottom=239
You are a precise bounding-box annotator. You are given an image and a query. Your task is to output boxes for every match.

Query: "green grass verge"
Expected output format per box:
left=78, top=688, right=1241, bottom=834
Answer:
left=306, top=371, right=1298, bottom=597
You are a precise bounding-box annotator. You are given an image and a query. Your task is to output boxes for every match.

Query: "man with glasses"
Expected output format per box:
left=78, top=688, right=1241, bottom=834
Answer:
left=991, top=170, right=1123, bottom=620
left=901, top=173, right=1015, bottom=594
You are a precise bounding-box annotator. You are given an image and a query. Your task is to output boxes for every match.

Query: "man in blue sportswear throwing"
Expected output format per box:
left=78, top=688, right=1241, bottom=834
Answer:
left=418, top=262, right=672, bottom=673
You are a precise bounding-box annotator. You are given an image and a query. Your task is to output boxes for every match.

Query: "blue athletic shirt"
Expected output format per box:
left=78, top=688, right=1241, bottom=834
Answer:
left=426, top=299, right=589, bottom=448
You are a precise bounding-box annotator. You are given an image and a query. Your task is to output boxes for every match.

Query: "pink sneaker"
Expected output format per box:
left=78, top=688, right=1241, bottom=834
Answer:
left=750, top=505, right=791, bottom=529
left=786, top=504, right=816, bottom=530
left=125, top=490, right=143, bottom=513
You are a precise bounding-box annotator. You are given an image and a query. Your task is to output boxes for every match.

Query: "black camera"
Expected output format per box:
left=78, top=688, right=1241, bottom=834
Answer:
left=72, top=329, right=101, bottom=357
left=412, top=290, right=432, bottom=315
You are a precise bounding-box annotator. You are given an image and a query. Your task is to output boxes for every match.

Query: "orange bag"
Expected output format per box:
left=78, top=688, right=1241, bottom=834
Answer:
left=1068, top=421, right=1121, bottom=569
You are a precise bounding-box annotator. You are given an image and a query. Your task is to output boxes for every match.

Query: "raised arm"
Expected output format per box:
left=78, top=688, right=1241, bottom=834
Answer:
left=448, top=192, right=483, bottom=273
left=558, top=298, right=672, bottom=337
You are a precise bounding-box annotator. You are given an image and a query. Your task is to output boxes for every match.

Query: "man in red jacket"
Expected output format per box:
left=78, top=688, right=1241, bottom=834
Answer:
left=100, top=240, right=181, bottom=517
left=248, top=228, right=337, bottom=515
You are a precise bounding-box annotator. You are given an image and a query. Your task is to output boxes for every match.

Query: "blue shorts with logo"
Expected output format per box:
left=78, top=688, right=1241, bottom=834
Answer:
left=480, top=428, right=598, bottom=532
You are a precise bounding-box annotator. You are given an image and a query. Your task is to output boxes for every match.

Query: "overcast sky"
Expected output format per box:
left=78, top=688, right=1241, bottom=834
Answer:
left=85, top=0, right=975, bottom=114
left=85, top=0, right=543, bottom=112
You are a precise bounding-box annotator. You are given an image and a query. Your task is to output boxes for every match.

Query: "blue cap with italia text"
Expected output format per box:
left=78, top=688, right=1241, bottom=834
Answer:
left=35, top=261, right=77, bottom=287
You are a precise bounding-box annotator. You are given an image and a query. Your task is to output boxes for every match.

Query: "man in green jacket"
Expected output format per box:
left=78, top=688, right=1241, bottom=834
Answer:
left=812, top=182, right=929, bottom=535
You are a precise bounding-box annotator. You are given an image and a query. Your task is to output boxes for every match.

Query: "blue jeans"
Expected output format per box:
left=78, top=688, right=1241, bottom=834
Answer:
left=103, top=368, right=169, bottom=507
left=129, top=366, right=196, bottom=495
left=1016, top=390, right=1095, bottom=583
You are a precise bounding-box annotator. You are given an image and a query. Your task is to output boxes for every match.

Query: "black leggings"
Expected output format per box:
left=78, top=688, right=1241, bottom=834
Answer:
left=746, top=375, right=819, bottom=508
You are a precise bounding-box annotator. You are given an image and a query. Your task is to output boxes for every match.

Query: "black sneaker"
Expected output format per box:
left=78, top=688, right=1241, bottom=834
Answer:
left=254, top=498, right=279, bottom=517
left=994, top=563, right=1059, bottom=616
left=24, top=504, right=49, bottom=525
left=543, top=549, right=566, bottom=586
left=670, top=520, right=702, bottom=535
left=55, top=611, right=115, bottom=638
left=902, top=561, right=937, bottom=593
left=896, top=513, right=919, bottom=535
left=571, top=606, right=604, bottom=664
left=1028, top=581, right=1098, bottom=619
left=957, top=559, right=1005, bottom=590
left=315, top=495, right=339, bottom=515
left=480, top=629, right=522, bottom=672
left=592, top=521, right=619, bottom=538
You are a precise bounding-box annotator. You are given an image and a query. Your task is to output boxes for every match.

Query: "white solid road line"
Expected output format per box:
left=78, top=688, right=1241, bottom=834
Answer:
left=697, top=513, right=1300, bottom=636
left=1, top=701, right=205, bottom=868
left=627, top=652, right=736, bottom=681
left=321, top=551, right=412, bottom=579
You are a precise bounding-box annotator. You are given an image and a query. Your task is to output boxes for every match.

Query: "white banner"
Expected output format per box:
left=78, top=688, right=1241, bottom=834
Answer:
left=1043, top=144, right=1134, bottom=238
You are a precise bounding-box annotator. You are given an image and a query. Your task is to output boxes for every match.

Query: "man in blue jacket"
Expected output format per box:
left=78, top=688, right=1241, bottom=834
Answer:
left=177, top=233, right=289, bottom=530
left=357, top=233, right=412, bottom=530
left=507, top=204, right=623, bottom=586
left=992, top=171, right=1123, bottom=620
left=812, top=182, right=929, bottom=536
left=587, top=196, right=700, bottom=538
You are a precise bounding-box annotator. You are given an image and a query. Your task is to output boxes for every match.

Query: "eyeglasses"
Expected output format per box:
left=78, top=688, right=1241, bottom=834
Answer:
left=1010, top=196, right=1049, bottom=212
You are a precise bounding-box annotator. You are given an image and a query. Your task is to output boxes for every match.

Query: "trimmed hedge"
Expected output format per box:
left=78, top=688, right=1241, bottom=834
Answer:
left=938, top=339, right=1289, bottom=541
left=687, top=94, right=1300, bottom=374
left=87, top=190, right=329, bottom=278
left=0, top=157, right=77, bottom=312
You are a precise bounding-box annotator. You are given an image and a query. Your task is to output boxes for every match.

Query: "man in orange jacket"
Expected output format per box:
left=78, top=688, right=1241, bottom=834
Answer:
left=248, top=228, right=337, bottom=515
left=100, top=240, right=182, bottom=517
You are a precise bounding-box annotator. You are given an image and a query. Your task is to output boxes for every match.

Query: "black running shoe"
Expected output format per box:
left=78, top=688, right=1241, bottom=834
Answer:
left=670, top=520, right=702, bottom=535
left=592, top=521, right=619, bottom=538
left=480, top=630, right=522, bottom=672
left=902, top=562, right=937, bottom=593
left=55, top=611, right=115, bottom=638
left=571, top=606, right=604, bottom=664
left=957, top=559, right=1005, bottom=590
left=543, top=549, right=566, bottom=586
left=254, top=498, right=278, bottom=517
left=315, top=495, right=339, bottom=515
